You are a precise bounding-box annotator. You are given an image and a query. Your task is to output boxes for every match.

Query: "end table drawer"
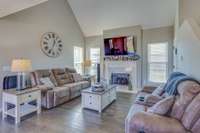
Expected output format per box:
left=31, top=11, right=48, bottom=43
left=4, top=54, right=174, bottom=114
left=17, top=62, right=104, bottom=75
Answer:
left=20, top=91, right=40, bottom=103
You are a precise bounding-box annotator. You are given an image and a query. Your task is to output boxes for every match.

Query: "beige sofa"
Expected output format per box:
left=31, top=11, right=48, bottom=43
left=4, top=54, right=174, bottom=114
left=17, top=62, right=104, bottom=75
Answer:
left=30, top=68, right=91, bottom=109
left=125, top=80, right=200, bottom=133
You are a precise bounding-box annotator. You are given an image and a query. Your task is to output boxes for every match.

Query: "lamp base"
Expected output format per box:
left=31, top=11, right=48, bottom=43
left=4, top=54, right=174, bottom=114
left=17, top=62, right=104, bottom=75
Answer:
left=17, top=72, right=26, bottom=91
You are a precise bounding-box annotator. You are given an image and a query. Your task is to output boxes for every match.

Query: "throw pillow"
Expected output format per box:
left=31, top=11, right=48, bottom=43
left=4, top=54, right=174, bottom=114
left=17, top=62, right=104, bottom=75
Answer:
left=147, top=96, right=175, bottom=115
left=40, top=77, right=55, bottom=87
left=72, top=73, right=83, bottom=82
left=152, top=84, right=164, bottom=96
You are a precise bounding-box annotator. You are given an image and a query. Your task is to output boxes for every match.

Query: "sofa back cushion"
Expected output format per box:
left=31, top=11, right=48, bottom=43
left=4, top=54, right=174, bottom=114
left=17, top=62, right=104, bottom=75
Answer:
left=52, top=69, right=74, bottom=86
left=65, top=67, right=77, bottom=73
left=181, top=92, right=200, bottom=130
left=33, top=69, right=57, bottom=86
left=170, top=81, right=200, bottom=121
left=30, top=72, right=37, bottom=87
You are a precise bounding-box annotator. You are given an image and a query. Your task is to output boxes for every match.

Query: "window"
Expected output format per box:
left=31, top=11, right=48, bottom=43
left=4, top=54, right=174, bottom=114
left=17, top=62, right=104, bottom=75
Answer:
left=74, top=46, right=83, bottom=74
left=90, top=48, right=100, bottom=75
left=147, top=43, right=168, bottom=83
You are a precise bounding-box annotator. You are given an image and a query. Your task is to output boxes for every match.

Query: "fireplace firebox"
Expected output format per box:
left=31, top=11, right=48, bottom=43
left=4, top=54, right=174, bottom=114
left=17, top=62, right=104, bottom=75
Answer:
left=111, top=73, right=130, bottom=85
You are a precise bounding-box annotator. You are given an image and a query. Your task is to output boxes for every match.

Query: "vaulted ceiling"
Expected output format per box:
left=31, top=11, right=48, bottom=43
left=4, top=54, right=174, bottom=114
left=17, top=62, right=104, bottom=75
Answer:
left=67, top=0, right=177, bottom=37
left=0, top=0, right=48, bottom=18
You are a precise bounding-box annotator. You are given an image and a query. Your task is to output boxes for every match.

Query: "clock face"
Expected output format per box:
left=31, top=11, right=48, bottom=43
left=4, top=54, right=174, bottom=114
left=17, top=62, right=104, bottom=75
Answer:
left=41, top=32, right=63, bottom=58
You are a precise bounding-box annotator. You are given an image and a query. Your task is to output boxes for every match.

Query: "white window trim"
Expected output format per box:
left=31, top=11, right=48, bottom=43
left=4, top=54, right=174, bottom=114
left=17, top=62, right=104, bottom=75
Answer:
left=90, top=48, right=100, bottom=75
left=74, top=46, right=83, bottom=74
left=147, top=42, right=169, bottom=85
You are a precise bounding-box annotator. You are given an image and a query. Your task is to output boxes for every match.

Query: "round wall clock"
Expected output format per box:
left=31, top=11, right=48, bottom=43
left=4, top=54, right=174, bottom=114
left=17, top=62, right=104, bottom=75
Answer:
left=41, top=32, right=63, bottom=58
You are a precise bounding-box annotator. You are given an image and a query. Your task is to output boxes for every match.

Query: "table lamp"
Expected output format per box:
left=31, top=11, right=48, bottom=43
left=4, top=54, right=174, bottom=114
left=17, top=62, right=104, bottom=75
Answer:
left=11, top=59, right=32, bottom=90
left=82, top=60, right=91, bottom=75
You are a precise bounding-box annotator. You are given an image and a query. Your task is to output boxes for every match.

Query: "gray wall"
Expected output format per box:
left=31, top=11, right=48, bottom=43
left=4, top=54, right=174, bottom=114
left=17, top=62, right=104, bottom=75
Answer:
left=0, top=0, right=85, bottom=88
left=0, top=0, right=85, bottom=111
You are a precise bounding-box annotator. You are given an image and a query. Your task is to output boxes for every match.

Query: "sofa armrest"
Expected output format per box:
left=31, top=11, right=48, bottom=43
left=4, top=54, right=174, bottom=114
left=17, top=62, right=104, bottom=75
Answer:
left=141, top=86, right=157, bottom=93
left=126, top=112, right=187, bottom=133
left=144, top=95, right=163, bottom=106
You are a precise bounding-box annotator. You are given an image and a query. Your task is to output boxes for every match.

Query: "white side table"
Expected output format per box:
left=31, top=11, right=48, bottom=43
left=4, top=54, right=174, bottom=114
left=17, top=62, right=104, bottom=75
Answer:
left=2, top=88, right=41, bottom=124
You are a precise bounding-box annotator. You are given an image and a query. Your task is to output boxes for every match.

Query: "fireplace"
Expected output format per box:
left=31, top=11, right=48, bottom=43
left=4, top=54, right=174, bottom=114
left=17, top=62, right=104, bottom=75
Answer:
left=111, top=73, right=130, bottom=85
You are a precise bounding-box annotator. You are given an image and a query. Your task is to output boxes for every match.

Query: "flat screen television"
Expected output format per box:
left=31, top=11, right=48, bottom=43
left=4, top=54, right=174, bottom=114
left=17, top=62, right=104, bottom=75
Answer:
left=104, top=36, right=136, bottom=56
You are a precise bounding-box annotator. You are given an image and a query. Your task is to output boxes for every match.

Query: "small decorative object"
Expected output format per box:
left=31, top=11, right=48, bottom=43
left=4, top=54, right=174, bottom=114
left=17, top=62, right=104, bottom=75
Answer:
left=41, top=32, right=63, bottom=58
left=128, top=79, right=133, bottom=90
left=104, top=54, right=140, bottom=61
left=11, top=59, right=32, bottom=91
left=91, top=83, right=105, bottom=92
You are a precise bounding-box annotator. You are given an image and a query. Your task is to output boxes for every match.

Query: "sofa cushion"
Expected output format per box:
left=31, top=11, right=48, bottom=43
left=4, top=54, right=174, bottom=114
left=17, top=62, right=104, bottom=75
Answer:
left=181, top=93, right=200, bottom=130
left=78, top=81, right=90, bottom=89
left=72, top=73, right=83, bottom=82
left=52, top=69, right=74, bottom=86
left=53, top=86, right=70, bottom=98
left=128, top=112, right=187, bottom=133
left=64, top=82, right=82, bottom=92
left=147, top=96, right=175, bottom=115
left=170, top=81, right=200, bottom=120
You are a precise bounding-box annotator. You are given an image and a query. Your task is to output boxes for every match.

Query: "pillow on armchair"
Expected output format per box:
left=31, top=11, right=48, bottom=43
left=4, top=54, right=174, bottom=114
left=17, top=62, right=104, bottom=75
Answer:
left=147, top=96, right=175, bottom=115
left=40, top=77, right=55, bottom=87
left=72, top=73, right=84, bottom=82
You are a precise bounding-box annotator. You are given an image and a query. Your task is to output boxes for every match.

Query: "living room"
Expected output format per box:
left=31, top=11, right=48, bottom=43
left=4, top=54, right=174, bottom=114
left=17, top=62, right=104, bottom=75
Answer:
left=0, top=0, right=200, bottom=133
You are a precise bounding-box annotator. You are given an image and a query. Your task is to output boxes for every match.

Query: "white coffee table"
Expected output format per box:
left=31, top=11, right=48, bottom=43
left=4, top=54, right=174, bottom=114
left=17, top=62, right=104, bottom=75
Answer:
left=81, top=85, right=116, bottom=113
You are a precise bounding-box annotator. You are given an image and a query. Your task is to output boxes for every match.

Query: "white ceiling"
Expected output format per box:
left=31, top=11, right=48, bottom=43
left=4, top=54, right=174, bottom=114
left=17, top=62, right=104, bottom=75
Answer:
left=0, top=0, right=48, bottom=18
left=68, top=0, right=177, bottom=36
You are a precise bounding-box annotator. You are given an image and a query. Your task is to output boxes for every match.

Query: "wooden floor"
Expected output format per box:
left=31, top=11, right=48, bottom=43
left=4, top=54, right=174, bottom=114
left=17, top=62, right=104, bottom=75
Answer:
left=0, top=92, right=135, bottom=133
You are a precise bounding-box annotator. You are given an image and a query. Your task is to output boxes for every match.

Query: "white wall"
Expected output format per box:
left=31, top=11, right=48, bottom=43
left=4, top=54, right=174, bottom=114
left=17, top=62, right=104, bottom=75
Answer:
left=142, top=26, right=174, bottom=86
left=175, top=20, right=200, bottom=80
left=0, top=0, right=85, bottom=88
left=174, top=0, right=200, bottom=80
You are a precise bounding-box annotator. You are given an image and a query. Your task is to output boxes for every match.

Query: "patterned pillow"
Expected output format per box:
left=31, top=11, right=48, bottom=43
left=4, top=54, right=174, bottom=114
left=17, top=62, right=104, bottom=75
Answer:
left=72, top=73, right=83, bottom=82
left=147, top=96, right=175, bottom=115
left=40, top=77, right=55, bottom=87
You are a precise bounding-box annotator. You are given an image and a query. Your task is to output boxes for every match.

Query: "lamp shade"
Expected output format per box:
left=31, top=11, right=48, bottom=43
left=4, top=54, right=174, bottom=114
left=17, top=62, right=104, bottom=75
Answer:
left=83, top=60, right=92, bottom=67
left=11, top=59, right=32, bottom=72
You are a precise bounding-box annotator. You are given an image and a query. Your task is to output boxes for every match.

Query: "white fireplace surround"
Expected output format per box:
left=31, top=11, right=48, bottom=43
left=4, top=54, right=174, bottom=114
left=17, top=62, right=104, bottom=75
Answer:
left=104, top=61, right=138, bottom=88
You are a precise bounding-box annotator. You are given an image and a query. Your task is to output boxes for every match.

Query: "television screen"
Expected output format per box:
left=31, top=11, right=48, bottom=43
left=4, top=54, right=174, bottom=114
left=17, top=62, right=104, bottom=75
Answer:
left=104, top=36, right=136, bottom=56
